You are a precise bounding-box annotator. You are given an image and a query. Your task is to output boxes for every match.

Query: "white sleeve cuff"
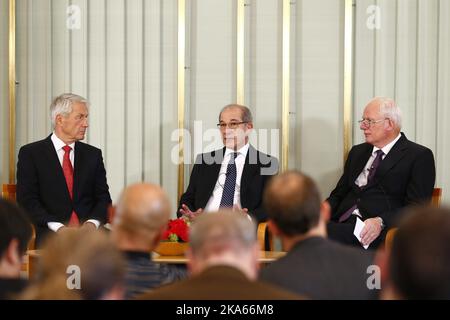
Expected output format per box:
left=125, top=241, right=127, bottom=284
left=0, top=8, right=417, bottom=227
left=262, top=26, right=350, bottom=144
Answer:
left=86, top=219, right=101, bottom=229
left=47, top=222, right=65, bottom=232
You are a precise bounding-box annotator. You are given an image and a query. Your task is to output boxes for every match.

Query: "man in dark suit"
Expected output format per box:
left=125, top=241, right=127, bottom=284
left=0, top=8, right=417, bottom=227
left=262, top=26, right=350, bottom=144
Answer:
left=0, top=199, right=32, bottom=299
left=139, top=212, right=302, bottom=300
left=16, top=93, right=111, bottom=246
left=327, top=97, right=435, bottom=249
left=259, top=171, right=376, bottom=300
left=178, top=104, right=278, bottom=223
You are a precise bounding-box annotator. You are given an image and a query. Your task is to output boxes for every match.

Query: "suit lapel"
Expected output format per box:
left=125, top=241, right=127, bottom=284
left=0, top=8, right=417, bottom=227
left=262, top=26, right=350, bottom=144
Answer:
left=350, top=144, right=373, bottom=183
left=199, top=148, right=224, bottom=205
left=73, top=141, right=84, bottom=201
left=43, top=135, right=72, bottom=202
left=367, top=134, right=408, bottom=188
left=240, top=146, right=259, bottom=195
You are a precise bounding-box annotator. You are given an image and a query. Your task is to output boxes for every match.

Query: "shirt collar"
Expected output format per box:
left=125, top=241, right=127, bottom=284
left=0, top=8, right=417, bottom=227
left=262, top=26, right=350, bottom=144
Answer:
left=51, top=132, right=76, bottom=152
left=372, top=133, right=402, bottom=156
left=224, top=143, right=250, bottom=160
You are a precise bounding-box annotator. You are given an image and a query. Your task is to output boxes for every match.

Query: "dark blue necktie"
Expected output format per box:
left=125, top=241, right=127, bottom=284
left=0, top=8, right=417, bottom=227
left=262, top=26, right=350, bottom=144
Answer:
left=219, top=152, right=238, bottom=208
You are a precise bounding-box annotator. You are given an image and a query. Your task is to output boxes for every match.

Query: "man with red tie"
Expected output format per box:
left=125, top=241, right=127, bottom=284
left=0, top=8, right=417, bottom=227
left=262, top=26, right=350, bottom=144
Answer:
left=17, top=93, right=111, bottom=246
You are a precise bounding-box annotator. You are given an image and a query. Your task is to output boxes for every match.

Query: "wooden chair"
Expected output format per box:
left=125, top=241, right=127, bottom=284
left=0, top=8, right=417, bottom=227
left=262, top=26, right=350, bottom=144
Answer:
left=431, top=187, right=442, bottom=207
left=2, top=184, right=17, bottom=201
left=257, top=222, right=275, bottom=251
left=385, top=187, right=442, bottom=251
left=384, top=228, right=398, bottom=252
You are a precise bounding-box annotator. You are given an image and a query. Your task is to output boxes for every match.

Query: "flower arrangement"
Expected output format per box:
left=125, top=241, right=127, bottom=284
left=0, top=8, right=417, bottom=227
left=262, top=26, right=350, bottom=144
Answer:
left=161, top=216, right=190, bottom=243
left=155, top=216, right=191, bottom=256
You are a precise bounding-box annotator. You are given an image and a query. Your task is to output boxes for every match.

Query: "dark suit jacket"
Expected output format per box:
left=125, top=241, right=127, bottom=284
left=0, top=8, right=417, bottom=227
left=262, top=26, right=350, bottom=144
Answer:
left=178, top=145, right=278, bottom=223
left=327, top=133, right=435, bottom=228
left=0, top=278, right=28, bottom=300
left=259, top=237, right=376, bottom=300
left=16, top=135, right=111, bottom=245
left=138, top=265, right=303, bottom=300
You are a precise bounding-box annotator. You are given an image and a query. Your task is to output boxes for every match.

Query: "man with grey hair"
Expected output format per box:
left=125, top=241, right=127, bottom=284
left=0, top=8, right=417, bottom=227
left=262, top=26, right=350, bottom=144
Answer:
left=178, top=104, right=279, bottom=225
left=111, top=183, right=186, bottom=299
left=17, top=93, right=111, bottom=246
left=327, top=97, right=435, bottom=249
left=139, top=212, right=302, bottom=300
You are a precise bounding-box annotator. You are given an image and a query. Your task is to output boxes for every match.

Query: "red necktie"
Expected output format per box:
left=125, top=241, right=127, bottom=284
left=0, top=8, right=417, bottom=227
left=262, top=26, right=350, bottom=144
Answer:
left=62, top=145, right=80, bottom=227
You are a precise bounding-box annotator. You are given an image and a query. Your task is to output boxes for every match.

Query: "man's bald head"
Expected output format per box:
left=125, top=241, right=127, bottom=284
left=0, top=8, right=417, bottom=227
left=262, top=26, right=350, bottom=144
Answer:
left=114, top=184, right=171, bottom=243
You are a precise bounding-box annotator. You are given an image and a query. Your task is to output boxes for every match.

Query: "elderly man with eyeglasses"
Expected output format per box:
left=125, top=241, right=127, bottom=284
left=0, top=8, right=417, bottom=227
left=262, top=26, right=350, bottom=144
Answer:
left=177, top=104, right=278, bottom=224
left=326, top=97, right=435, bottom=249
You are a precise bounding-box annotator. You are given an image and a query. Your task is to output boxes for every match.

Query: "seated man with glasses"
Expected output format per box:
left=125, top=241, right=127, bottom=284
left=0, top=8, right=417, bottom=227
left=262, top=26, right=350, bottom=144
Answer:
left=326, top=97, right=435, bottom=249
left=178, top=104, right=278, bottom=224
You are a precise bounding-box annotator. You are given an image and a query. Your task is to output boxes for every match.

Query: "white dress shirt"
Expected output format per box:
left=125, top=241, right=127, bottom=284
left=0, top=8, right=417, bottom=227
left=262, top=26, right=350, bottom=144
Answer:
left=355, top=133, right=402, bottom=187
left=48, top=133, right=100, bottom=232
left=204, top=143, right=250, bottom=212
left=351, top=133, right=402, bottom=220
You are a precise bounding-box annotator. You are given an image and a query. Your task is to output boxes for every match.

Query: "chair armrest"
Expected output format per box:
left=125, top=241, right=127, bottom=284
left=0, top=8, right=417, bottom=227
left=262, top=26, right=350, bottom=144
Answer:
left=257, top=222, right=274, bottom=251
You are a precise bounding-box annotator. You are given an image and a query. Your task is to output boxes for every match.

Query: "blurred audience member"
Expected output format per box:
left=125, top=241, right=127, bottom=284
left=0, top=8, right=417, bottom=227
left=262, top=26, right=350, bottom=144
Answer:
left=382, top=206, right=450, bottom=300
left=0, top=199, right=32, bottom=299
left=260, top=171, right=376, bottom=299
left=111, top=183, right=186, bottom=299
left=20, top=228, right=124, bottom=299
left=139, top=212, right=302, bottom=300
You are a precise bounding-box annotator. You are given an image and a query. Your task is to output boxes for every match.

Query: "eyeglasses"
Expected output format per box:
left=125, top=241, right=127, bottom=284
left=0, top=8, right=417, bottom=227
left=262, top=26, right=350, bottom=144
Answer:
left=358, top=118, right=387, bottom=128
left=217, top=122, right=247, bottom=129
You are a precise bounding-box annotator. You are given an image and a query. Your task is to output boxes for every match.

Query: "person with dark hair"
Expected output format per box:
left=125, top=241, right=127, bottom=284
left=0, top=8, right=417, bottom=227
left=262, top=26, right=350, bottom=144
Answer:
left=0, top=198, right=32, bottom=299
left=16, top=93, right=111, bottom=247
left=178, top=104, right=278, bottom=223
left=139, top=212, right=302, bottom=300
left=259, top=171, right=376, bottom=299
left=383, top=206, right=450, bottom=300
left=327, top=97, right=435, bottom=249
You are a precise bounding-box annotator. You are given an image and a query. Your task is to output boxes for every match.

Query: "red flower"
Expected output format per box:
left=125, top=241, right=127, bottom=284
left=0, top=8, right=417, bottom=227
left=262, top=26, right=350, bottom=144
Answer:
left=161, top=218, right=190, bottom=242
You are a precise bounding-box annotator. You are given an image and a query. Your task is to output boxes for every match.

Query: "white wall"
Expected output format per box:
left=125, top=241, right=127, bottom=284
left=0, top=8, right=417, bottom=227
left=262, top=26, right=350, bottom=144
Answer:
left=1, top=0, right=449, bottom=208
left=293, top=0, right=345, bottom=197
left=246, top=0, right=281, bottom=159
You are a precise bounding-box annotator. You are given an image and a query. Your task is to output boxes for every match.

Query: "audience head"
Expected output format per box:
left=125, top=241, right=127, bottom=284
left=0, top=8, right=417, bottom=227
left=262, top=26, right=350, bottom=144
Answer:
left=22, top=229, right=125, bottom=300
left=187, top=212, right=259, bottom=280
left=50, top=93, right=89, bottom=144
left=386, top=206, right=450, bottom=300
left=360, top=97, right=402, bottom=148
left=0, top=198, right=32, bottom=278
left=112, top=183, right=171, bottom=252
left=218, top=104, right=254, bottom=150
left=263, top=171, right=329, bottom=245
